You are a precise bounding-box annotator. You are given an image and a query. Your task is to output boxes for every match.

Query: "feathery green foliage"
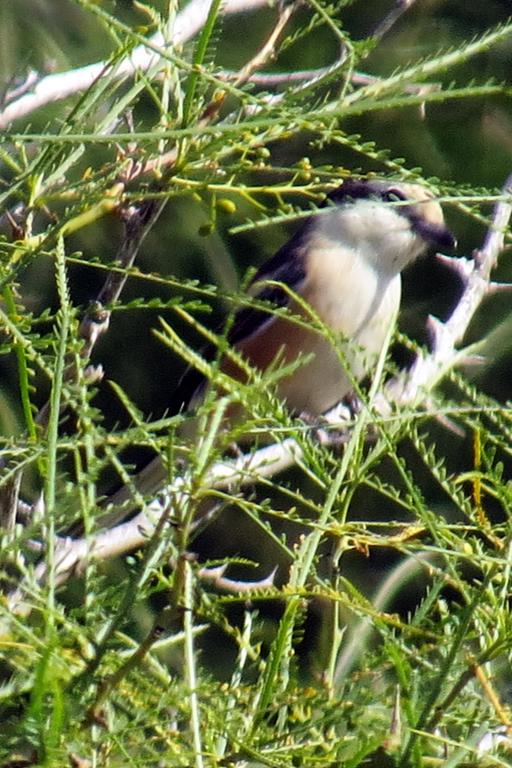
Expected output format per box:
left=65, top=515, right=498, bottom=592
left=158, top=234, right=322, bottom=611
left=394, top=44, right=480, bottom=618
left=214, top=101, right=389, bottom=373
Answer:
left=0, top=0, right=512, bottom=766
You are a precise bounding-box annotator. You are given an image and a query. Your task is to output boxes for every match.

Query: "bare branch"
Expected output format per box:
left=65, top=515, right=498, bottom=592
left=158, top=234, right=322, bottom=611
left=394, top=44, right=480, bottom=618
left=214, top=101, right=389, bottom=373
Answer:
left=0, top=0, right=271, bottom=130
left=1, top=69, right=40, bottom=106
left=31, top=198, right=166, bottom=436
left=371, top=0, right=419, bottom=41
left=79, top=199, right=166, bottom=360
left=197, top=563, right=277, bottom=591
left=0, top=0, right=426, bottom=130
left=234, top=1, right=300, bottom=87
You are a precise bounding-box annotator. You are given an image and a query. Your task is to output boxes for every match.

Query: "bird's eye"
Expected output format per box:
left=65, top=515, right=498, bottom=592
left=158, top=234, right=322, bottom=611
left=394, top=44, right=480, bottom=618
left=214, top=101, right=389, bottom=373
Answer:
left=382, top=188, right=406, bottom=203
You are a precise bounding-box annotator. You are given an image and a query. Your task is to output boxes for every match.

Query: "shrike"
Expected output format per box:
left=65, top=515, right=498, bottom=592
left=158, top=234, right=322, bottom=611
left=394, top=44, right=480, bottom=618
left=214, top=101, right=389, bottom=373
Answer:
left=109, top=178, right=455, bottom=510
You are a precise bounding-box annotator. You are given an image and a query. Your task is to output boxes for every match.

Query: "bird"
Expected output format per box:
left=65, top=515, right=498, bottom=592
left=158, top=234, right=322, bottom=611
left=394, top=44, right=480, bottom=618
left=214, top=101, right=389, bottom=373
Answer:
left=106, top=178, right=455, bottom=514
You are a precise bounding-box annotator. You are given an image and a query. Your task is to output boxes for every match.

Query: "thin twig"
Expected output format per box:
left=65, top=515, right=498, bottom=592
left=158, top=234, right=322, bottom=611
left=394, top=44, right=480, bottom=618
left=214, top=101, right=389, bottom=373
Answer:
left=371, top=0, right=418, bottom=41
left=223, top=67, right=439, bottom=97
left=234, top=1, right=300, bottom=87
left=198, top=563, right=277, bottom=592
left=79, top=199, right=166, bottom=360
left=1, top=69, right=40, bottom=107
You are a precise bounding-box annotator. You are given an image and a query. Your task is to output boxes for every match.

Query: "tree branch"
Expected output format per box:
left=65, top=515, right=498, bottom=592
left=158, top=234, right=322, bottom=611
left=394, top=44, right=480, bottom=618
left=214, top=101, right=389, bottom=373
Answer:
left=385, top=174, right=512, bottom=405
left=371, top=0, right=420, bottom=41
left=0, top=0, right=271, bottom=130
left=0, top=0, right=425, bottom=130
left=7, top=175, right=512, bottom=614
left=233, top=1, right=300, bottom=87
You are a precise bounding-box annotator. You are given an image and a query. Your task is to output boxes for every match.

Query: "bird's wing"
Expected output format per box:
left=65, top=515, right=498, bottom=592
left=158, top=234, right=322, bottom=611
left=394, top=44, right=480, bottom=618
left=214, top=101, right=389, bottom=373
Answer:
left=172, top=223, right=310, bottom=410
left=227, top=225, right=309, bottom=345
left=227, top=184, right=373, bottom=345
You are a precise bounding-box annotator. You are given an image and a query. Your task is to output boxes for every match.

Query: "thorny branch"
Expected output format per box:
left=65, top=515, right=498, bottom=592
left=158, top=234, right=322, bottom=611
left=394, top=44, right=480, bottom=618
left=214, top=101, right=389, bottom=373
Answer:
left=385, top=174, right=512, bottom=405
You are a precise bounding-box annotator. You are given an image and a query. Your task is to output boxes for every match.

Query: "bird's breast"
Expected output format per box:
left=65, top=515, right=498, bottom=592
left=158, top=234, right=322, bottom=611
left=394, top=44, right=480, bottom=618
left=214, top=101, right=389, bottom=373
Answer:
left=276, top=242, right=401, bottom=413
left=304, top=241, right=401, bottom=350
left=234, top=240, right=402, bottom=415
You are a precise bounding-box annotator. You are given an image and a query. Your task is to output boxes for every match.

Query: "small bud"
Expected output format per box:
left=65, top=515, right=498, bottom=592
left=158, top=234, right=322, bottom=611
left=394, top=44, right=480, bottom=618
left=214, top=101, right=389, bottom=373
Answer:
left=297, top=157, right=312, bottom=170
left=216, top=198, right=237, bottom=214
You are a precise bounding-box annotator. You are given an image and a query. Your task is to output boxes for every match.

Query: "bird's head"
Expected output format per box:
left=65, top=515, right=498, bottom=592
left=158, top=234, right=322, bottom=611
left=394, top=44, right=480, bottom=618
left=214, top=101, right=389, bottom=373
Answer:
left=323, top=179, right=456, bottom=273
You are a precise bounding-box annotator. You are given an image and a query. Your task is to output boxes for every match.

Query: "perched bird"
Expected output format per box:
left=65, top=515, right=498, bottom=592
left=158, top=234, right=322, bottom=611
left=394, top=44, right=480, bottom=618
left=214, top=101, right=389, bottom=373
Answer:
left=108, top=178, right=455, bottom=511
left=198, top=179, right=455, bottom=414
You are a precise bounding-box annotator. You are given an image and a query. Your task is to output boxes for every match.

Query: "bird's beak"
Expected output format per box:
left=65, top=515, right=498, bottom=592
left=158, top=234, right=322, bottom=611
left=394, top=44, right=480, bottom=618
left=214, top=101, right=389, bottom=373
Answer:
left=416, top=220, right=457, bottom=250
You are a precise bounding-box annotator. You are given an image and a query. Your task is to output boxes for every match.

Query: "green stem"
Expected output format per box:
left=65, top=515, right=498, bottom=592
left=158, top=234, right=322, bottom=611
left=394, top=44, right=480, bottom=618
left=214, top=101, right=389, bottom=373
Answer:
left=44, top=236, right=71, bottom=627
left=3, top=285, right=37, bottom=442
left=182, top=0, right=223, bottom=128
left=184, top=560, right=204, bottom=768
